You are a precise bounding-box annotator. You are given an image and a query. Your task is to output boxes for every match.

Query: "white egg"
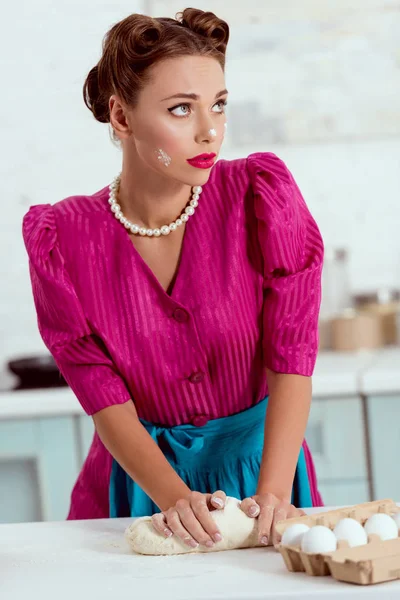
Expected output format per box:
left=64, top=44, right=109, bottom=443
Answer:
left=301, top=526, right=337, bottom=554
left=392, top=512, right=400, bottom=533
left=364, top=513, right=399, bottom=541
left=333, top=518, right=368, bottom=547
left=281, top=524, right=310, bottom=547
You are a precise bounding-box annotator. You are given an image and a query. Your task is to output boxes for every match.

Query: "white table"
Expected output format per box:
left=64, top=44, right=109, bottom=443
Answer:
left=2, top=508, right=400, bottom=599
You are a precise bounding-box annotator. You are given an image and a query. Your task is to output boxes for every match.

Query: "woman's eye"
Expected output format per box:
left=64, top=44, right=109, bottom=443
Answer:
left=168, top=99, right=227, bottom=118
left=212, top=100, right=228, bottom=113
left=169, top=104, right=191, bottom=117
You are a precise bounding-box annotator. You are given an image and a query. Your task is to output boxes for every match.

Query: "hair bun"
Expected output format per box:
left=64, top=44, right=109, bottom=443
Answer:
left=178, top=8, right=229, bottom=54
left=83, top=65, right=109, bottom=123
left=127, top=17, right=163, bottom=55
left=105, top=14, right=163, bottom=58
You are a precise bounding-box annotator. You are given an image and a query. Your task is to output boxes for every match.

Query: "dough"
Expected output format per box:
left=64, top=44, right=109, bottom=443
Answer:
left=125, top=497, right=261, bottom=555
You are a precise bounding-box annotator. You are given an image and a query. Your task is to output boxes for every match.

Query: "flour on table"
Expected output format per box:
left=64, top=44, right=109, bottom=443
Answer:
left=125, top=497, right=261, bottom=556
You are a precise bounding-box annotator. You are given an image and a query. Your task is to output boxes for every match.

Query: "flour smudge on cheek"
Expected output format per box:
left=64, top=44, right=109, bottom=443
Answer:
left=155, top=148, right=172, bottom=167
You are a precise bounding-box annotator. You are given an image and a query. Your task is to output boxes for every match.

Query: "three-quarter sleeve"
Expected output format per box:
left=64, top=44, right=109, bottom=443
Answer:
left=22, top=204, right=132, bottom=415
left=247, top=152, right=324, bottom=377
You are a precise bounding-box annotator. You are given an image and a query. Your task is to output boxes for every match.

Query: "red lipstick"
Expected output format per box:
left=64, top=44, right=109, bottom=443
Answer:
left=187, top=153, right=217, bottom=169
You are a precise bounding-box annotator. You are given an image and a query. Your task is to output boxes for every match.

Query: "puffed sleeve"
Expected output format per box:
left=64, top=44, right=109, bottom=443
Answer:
left=247, top=152, right=324, bottom=377
left=22, top=204, right=132, bottom=415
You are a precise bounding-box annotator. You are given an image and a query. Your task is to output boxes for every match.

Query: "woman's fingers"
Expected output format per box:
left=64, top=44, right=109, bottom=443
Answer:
left=152, top=493, right=303, bottom=550
left=175, top=496, right=216, bottom=547
left=240, top=493, right=306, bottom=547
left=164, top=506, right=199, bottom=548
left=210, top=490, right=226, bottom=510
left=271, top=505, right=289, bottom=546
left=257, top=502, right=276, bottom=545
left=151, top=512, right=173, bottom=538
left=191, top=493, right=223, bottom=544
left=154, top=491, right=227, bottom=549
left=240, top=497, right=260, bottom=518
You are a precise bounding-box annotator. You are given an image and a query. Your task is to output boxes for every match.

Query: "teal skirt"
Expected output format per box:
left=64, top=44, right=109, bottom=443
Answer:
left=109, top=396, right=313, bottom=517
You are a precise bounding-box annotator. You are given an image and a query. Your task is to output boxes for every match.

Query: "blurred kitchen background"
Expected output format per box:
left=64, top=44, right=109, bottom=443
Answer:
left=1, top=0, right=400, bottom=523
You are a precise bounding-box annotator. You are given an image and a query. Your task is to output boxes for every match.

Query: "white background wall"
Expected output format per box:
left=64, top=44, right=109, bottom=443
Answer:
left=1, top=0, right=400, bottom=368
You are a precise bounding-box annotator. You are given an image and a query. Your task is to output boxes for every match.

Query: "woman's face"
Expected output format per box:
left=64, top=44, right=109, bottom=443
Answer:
left=110, top=55, right=228, bottom=187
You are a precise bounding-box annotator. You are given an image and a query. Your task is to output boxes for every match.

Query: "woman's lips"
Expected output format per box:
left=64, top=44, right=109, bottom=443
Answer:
left=186, top=153, right=217, bottom=169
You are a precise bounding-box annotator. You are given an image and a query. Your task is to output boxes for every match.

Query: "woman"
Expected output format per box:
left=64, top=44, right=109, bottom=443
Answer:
left=23, top=8, right=324, bottom=550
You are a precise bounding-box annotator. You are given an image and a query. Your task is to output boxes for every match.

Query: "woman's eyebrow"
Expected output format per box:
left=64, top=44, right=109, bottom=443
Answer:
left=161, top=89, right=229, bottom=102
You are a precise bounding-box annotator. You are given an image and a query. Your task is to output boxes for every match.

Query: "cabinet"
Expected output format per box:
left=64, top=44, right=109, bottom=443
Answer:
left=306, top=396, right=370, bottom=506
left=366, top=395, right=400, bottom=501
left=0, top=416, right=80, bottom=523
left=0, top=412, right=96, bottom=524
left=78, top=415, right=95, bottom=462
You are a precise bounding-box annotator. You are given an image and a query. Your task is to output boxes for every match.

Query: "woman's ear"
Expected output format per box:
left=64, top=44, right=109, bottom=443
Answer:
left=109, top=95, right=131, bottom=140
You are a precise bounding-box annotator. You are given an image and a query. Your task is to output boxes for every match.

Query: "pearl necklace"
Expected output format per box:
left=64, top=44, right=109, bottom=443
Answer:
left=108, top=174, right=202, bottom=237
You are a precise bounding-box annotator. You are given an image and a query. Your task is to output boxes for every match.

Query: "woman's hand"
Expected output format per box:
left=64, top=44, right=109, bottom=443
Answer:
left=241, top=492, right=306, bottom=547
left=151, top=491, right=226, bottom=549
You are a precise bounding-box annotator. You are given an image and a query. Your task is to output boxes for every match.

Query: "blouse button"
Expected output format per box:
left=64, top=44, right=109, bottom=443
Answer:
left=191, top=415, right=209, bottom=427
left=173, top=308, right=189, bottom=323
left=189, top=371, right=205, bottom=384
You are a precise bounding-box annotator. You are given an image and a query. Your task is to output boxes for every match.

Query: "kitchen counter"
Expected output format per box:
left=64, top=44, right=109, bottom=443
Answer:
left=311, top=349, right=375, bottom=397
left=0, top=386, right=83, bottom=420
left=360, top=347, right=400, bottom=395
left=0, top=348, right=399, bottom=421
left=2, top=506, right=400, bottom=600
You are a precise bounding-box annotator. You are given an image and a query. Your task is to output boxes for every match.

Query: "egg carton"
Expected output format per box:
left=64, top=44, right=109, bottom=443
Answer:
left=276, top=498, right=400, bottom=585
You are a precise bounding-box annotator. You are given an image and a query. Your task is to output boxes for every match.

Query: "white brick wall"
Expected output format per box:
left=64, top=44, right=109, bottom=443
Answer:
left=222, top=137, right=400, bottom=295
left=2, top=1, right=400, bottom=367
left=0, top=1, right=142, bottom=365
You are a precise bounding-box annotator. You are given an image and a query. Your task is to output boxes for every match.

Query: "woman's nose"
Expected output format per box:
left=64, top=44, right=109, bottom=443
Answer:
left=194, top=118, right=218, bottom=144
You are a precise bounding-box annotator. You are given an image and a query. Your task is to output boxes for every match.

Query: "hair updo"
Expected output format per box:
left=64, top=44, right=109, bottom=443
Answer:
left=83, top=8, right=230, bottom=124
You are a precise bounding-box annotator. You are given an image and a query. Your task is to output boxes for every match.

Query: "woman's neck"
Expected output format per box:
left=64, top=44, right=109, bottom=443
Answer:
left=117, top=154, right=193, bottom=230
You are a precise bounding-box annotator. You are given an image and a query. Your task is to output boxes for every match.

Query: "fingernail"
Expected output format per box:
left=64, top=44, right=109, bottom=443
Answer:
left=261, top=536, right=269, bottom=546
left=163, top=528, right=173, bottom=538
left=206, top=540, right=214, bottom=548
left=187, top=539, right=199, bottom=548
left=214, top=533, right=222, bottom=542
left=212, top=497, right=224, bottom=508
left=249, top=506, right=259, bottom=517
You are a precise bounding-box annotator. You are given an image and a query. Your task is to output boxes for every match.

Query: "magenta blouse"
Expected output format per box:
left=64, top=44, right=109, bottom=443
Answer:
left=23, top=152, right=324, bottom=518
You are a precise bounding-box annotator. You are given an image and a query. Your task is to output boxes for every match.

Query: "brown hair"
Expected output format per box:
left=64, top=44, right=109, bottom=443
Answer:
left=83, top=8, right=230, bottom=124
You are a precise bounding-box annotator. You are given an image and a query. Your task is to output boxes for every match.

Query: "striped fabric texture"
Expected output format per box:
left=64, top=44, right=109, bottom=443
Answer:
left=22, top=152, right=324, bottom=518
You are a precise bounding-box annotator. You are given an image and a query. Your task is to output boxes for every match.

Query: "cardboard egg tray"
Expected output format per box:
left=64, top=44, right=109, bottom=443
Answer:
left=276, top=499, right=400, bottom=585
